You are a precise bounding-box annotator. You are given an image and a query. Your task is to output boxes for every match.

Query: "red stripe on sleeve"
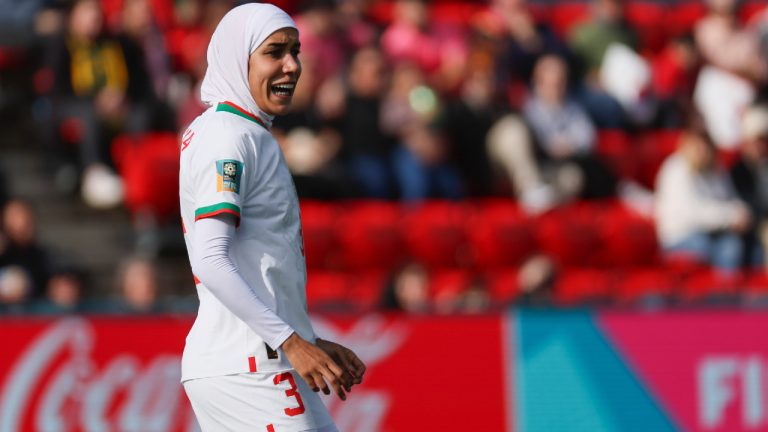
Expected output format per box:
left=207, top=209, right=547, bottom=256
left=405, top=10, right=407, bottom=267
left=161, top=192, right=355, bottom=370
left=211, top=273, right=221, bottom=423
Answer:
left=248, top=356, right=257, bottom=373
left=194, top=208, right=241, bottom=227
left=266, top=424, right=275, bottom=432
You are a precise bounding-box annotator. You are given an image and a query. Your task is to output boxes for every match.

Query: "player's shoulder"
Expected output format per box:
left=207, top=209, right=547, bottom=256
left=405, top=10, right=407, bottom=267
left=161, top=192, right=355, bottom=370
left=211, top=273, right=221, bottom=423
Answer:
left=192, top=110, right=266, bottom=151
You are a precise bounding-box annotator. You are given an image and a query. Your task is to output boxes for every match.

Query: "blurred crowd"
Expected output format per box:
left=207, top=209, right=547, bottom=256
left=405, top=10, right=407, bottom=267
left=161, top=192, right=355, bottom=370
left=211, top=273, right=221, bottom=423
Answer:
left=2, top=0, right=768, bottom=314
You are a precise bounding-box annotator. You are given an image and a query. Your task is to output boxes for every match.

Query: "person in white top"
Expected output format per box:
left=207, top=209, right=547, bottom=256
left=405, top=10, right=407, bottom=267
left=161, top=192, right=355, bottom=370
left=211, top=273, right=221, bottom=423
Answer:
left=655, top=122, right=752, bottom=271
left=178, top=4, right=364, bottom=431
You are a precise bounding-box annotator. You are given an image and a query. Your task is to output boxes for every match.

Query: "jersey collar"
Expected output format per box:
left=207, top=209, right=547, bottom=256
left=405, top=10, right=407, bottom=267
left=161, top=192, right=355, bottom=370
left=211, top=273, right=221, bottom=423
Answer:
left=216, top=101, right=271, bottom=130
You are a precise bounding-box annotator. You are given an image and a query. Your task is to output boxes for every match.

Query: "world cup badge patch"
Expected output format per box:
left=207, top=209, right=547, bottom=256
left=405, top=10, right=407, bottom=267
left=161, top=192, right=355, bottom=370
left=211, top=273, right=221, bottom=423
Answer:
left=216, top=160, right=243, bottom=193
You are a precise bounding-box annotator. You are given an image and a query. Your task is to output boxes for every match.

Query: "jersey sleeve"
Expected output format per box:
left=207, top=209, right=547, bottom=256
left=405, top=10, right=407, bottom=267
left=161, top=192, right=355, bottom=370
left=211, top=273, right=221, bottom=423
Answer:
left=191, top=132, right=250, bottom=227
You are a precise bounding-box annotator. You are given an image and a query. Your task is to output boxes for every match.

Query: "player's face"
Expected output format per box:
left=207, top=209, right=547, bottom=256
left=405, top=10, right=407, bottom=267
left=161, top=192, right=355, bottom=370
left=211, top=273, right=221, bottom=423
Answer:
left=248, top=28, right=301, bottom=116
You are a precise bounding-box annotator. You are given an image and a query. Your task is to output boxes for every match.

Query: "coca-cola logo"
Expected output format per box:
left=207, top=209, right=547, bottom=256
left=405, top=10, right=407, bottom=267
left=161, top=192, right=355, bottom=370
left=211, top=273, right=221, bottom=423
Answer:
left=0, top=316, right=407, bottom=432
left=0, top=318, right=197, bottom=432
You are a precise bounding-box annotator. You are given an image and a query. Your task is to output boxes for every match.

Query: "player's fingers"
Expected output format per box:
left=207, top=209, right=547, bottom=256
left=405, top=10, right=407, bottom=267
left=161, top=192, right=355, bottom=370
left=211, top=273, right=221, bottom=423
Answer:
left=303, top=373, right=320, bottom=392
left=320, top=364, right=347, bottom=401
left=313, top=372, right=331, bottom=395
left=334, top=357, right=354, bottom=389
left=347, top=352, right=366, bottom=383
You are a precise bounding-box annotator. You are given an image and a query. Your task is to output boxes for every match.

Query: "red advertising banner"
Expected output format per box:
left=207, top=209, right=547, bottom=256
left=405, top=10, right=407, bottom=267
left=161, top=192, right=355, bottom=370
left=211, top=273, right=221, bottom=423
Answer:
left=0, top=315, right=507, bottom=432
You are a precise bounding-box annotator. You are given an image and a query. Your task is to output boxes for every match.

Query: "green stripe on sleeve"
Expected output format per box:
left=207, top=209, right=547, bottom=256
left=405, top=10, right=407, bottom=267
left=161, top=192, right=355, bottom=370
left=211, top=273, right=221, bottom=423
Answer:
left=194, top=202, right=241, bottom=220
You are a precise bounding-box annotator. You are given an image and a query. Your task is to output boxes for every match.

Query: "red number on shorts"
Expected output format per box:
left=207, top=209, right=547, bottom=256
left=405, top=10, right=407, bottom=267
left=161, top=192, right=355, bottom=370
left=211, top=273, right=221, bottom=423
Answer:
left=274, top=372, right=306, bottom=416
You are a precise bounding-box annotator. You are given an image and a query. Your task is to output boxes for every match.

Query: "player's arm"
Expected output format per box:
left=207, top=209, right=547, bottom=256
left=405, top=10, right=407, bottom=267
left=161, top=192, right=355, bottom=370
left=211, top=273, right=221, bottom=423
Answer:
left=191, top=214, right=294, bottom=350
left=191, top=214, right=350, bottom=400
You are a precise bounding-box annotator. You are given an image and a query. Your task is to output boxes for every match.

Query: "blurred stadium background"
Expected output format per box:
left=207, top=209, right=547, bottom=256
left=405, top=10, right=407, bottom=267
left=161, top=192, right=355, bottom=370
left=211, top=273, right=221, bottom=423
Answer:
left=2, top=0, right=768, bottom=430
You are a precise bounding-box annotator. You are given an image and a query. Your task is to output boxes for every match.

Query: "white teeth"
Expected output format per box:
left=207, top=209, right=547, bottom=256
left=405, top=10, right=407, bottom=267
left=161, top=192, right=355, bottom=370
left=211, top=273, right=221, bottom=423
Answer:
left=271, top=83, right=295, bottom=97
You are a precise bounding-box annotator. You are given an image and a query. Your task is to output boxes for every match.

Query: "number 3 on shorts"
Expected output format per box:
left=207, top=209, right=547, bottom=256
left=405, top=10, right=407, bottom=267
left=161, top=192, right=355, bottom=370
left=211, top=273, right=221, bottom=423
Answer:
left=274, top=372, right=306, bottom=416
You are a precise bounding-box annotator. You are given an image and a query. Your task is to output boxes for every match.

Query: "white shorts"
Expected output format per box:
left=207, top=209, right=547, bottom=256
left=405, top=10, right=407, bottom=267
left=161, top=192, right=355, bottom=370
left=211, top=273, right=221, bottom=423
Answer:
left=183, top=370, right=337, bottom=432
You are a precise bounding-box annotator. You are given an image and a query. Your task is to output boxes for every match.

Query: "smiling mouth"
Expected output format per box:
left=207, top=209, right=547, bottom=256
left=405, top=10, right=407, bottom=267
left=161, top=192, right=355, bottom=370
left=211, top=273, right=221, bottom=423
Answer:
left=271, top=82, right=296, bottom=98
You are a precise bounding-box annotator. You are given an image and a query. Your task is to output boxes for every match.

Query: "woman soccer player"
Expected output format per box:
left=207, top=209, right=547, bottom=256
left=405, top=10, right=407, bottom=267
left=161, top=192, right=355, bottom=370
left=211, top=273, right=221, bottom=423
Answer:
left=179, top=4, right=364, bottom=431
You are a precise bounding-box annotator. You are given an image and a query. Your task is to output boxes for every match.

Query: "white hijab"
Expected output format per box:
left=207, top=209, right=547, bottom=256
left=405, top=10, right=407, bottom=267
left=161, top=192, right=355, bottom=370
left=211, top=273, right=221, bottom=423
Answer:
left=201, top=3, right=297, bottom=125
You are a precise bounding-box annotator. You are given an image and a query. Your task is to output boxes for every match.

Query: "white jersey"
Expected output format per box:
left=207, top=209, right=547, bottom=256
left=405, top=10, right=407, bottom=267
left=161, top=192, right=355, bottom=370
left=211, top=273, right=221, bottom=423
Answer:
left=179, top=101, right=314, bottom=382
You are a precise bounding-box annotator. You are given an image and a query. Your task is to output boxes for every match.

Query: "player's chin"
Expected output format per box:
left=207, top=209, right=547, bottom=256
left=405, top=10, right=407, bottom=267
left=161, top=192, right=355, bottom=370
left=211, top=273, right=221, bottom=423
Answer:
left=266, top=98, right=293, bottom=116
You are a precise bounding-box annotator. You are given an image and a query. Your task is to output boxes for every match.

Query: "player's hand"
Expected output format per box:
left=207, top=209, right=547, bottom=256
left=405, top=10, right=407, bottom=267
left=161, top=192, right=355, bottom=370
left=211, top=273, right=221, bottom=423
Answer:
left=280, top=332, right=348, bottom=401
left=316, top=338, right=366, bottom=391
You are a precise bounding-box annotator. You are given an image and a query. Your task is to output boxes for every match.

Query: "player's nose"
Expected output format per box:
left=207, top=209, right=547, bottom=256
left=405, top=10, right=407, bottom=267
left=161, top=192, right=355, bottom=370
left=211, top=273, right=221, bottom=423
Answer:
left=282, top=54, right=300, bottom=75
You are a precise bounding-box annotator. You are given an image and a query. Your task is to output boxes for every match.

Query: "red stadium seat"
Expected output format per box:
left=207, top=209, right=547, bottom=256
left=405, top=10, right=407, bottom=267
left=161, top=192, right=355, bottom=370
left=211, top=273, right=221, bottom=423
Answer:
left=432, top=2, right=482, bottom=27
left=403, top=201, right=470, bottom=269
left=666, top=2, right=707, bottom=39
left=305, top=271, right=351, bottom=310
left=112, top=132, right=180, bottom=222
left=336, top=201, right=404, bottom=271
left=527, top=3, right=552, bottom=25
left=678, top=269, right=743, bottom=303
left=430, top=268, right=473, bottom=310
left=486, top=268, right=520, bottom=304
left=347, top=271, right=388, bottom=311
left=614, top=268, right=676, bottom=304
left=598, top=203, right=660, bottom=268
left=549, top=2, right=591, bottom=38
left=741, top=1, right=767, bottom=23
left=466, top=200, right=537, bottom=271
left=300, top=201, right=340, bottom=270
left=555, top=268, right=614, bottom=306
left=625, top=2, right=669, bottom=54
left=634, top=129, right=681, bottom=189
left=535, top=202, right=605, bottom=267
left=596, top=129, right=636, bottom=180
left=743, top=270, right=768, bottom=294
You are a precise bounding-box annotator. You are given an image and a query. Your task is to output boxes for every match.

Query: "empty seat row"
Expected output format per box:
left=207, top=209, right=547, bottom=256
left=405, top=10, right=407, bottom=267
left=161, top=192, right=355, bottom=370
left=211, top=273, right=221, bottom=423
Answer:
left=300, top=199, right=660, bottom=272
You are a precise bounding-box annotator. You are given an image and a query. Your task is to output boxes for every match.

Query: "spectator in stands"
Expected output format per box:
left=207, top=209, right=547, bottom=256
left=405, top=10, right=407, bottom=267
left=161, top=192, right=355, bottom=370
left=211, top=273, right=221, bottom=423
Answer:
left=340, top=46, right=395, bottom=198
left=172, top=0, right=233, bottom=129
left=694, top=0, right=767, bottom=149
left=383, top=63, right=464, bottom=201
left=294, top=0, right=345, bottom=86
left=440, top=67, right=497, bottom=196
left=567, top=0, right=635, bottom=127
left=454, top=278, right=492, bottom=314
left=0, top=265, right=33, bottom=312
left=524, top=54, right=615, bottom=201
left=381, top=262, right=431, bottom=313
left=32, top=268, right=85, bottom=314
left=0, top=199, right=51, bottom=299
left=517, top=254, right=556, bottom=306
left=114, top=256, right=160, bottom=313
left=119, top=0, right=171, bottom=105
left=41, top=0, right=156, bottom=208
left=486, top=113, right=556, bottom=212
left=730, top=104, right=768, bottom=267
left=655, top=120, right=751, bottom=272
left=380, top=0, right=468, bottom=93
left=568, top=0, right=637, bottom=76
left=487, top=0, right=573, bottom=106
left=652, top=34, right=699, bottom=128
left=117, top=0, right=176, bottom=131
left=269, top=53, right=354, bottom=199
left=0, top=0, right=46, bottom=45
left=277, top=51, right=365, bottom=199
left=336, top=0, right=379, bottom=50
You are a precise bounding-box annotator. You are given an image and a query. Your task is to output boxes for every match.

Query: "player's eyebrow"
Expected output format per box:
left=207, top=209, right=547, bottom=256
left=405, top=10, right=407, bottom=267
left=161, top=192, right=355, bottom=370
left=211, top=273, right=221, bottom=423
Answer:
left=265, top=41, right=301, bottom=49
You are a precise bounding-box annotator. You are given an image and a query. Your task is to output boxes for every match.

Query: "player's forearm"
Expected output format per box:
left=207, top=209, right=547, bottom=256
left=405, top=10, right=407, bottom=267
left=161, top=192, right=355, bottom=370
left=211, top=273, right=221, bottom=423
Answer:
left=191, top=216, right=294, bottom=350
